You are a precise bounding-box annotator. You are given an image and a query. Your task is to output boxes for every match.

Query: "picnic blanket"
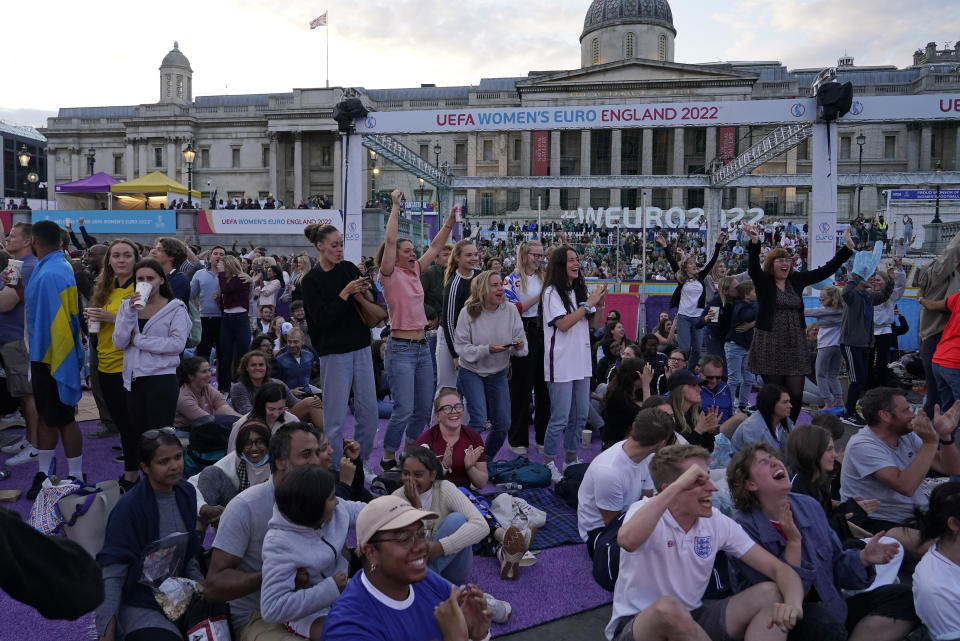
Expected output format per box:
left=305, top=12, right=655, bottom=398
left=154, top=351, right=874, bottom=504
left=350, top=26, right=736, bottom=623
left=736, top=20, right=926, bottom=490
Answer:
left=481, top=487, right=583, bottom=551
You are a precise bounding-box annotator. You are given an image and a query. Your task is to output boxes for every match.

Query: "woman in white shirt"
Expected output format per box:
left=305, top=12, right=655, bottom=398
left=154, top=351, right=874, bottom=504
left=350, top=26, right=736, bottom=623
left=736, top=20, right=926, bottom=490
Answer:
left=913, top=481, right=960, bottom=641
left=541, top=245, right=608, bottom=483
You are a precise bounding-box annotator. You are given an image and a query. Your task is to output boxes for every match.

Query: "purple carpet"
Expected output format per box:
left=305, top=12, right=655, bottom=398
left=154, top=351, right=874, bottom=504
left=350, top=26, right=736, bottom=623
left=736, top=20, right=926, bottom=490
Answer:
left=0, top=400, right=613, bottom=639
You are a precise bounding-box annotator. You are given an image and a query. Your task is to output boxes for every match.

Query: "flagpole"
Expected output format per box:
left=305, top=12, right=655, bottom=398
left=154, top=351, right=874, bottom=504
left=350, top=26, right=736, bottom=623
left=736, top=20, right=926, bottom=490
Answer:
left=325, top=22, right=330, bottom=88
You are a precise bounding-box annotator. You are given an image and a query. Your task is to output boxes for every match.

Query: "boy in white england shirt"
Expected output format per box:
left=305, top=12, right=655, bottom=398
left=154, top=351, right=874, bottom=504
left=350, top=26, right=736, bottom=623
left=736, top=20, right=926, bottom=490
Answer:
left=606, top=444, right=804, bottom=641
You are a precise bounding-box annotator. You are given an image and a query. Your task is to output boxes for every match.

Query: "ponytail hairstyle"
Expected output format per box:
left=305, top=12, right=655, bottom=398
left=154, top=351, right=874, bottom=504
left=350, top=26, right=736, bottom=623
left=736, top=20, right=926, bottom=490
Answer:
left=304, top=223, right=339, bottom=247
left=444, top=239, right=477, bottom=285
left=513, top=240, right=544, bottom=294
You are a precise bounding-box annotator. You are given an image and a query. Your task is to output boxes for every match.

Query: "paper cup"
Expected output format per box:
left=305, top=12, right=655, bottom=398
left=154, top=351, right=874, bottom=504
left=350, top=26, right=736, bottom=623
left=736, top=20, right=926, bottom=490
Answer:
left=86, top=308, right=102, bottom=333
left=581, top=429, right=593, bottom=447
left=4, top=259, right=23, bottom=286
left=133, top=282, right=152, bottom=309
left=710, top=306, right=720, bottom=320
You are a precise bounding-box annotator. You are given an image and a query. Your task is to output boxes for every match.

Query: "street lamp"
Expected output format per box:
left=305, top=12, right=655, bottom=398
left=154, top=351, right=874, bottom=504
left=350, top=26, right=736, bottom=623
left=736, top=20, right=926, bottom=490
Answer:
left=87, top=147, right=96, bottom=176
left=933, top=159, right=943, bottom=224
left=182, top=143, right=196, bottom=208
left=17, top=145, right=31, bottom=201
left=418, top=177, right=426, bottom=252
left=855, top=131, right=865, bottom=218
left=433, top=142, right=441, bottom=169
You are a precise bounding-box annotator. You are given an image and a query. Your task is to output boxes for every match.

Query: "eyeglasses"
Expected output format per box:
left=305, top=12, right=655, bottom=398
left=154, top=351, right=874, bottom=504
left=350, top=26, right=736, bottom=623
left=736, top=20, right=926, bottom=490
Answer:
left=437, top=403, right=465, bottom=414
left=243, top=438, right=267, bottom=448
left=143, top=427, right=176, bottom=440
left=668, top=357, right=686, bottom=364
left=528, top=253, right=543, bottom=259
left=371, top=526, right=428, bottom=548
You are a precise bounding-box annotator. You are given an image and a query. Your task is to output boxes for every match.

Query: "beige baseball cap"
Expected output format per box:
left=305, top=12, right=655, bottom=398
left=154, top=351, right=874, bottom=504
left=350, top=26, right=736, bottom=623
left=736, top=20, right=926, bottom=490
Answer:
left=355, top=495, right=438, bottom=550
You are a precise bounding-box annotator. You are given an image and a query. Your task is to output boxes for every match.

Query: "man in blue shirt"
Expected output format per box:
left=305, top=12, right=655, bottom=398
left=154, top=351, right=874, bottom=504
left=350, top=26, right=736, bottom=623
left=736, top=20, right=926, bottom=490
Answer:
left=190, top=245, right=225, bottom=362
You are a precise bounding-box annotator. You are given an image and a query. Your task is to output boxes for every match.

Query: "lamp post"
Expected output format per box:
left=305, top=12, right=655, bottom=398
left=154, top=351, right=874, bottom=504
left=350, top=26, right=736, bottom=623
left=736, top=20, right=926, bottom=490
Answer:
left=855, top=131, right=865, bottom=218
left=933, top=159, right=943, bottom=225
left=369, top=151, right=379, bottom=205
left=17, top=145, right=31, bottom=201
left=182, top=143, right=196, bottom=208
left=87, top=147, right=96, bottom=176
left=418, top=177, right=426, bottom=252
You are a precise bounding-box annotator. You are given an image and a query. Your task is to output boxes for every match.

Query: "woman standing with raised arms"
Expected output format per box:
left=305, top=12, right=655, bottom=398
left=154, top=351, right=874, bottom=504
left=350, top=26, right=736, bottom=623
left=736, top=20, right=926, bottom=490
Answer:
left=301, top=222, right=378, bottom=470
left=437, top=238, right=481, bottom=392
left=377, top=189, right=456, bottom=470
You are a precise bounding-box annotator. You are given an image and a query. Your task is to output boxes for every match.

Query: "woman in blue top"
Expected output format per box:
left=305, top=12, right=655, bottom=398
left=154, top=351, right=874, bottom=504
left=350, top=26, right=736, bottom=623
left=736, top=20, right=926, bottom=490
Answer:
left=731, top=384, right=794, bottom=456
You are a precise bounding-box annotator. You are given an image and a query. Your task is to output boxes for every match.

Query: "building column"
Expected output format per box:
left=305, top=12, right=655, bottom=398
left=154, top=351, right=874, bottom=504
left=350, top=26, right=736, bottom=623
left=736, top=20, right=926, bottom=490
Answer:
left=785, top=146, right=798, bottom=213
left=549, top=130, right=561, bottom=211
left=580, top=129, right=591, bottom=207
left=705, top=127, right=717, bottom=166
left=467, top=133, right=478, bottom=215
left=907, top=126, right=920, bottom=173
left=610, top=129, right=622, bottom=207
left=641, top=129, right=653, bottom=175
left=497, top=133, right=509, bottom=213
left=268, top=133, right=279, bottom=199
left=919, top=125, right=933, bottom=171
left=166, top=137, right=177, bottom=180
left=671, top=127, right=684, bottom=207
left=138, top=139, right=148, bottom=178
left=520, top=131, right=532, bottom=211
left=332, top=135, right=342, bottom=210
left=293, top=132, right=304, bottom=203
left=70, top=147, right=81, bottom=182
left=124, top=139, right=135, bottom=180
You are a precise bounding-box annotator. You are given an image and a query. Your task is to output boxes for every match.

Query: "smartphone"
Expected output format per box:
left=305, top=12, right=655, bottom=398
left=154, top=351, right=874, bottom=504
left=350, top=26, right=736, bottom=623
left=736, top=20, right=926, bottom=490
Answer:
left=841, top=498, right=869, bottom=527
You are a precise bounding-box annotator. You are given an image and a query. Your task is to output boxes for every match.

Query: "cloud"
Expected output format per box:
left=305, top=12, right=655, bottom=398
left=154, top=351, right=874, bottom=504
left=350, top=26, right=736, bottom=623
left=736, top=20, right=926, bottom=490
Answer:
left=0, top=108, right=57, bottom=130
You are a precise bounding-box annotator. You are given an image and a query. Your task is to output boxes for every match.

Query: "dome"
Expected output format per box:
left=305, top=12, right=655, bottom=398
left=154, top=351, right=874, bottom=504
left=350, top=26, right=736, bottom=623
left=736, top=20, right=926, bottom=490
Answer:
left=581, top=0, right=675, bottom=41
left=160, top=41, right=192, bottom=71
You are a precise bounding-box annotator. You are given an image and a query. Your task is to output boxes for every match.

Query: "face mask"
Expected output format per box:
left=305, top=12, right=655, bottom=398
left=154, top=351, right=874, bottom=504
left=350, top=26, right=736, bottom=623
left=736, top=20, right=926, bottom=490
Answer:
left=241, top=453, right=270, bottom=468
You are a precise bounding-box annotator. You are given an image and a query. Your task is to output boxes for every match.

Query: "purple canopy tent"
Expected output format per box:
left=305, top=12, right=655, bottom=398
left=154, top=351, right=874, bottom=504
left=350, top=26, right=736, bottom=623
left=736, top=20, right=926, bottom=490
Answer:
left=55, top=172, right=120, bottom=209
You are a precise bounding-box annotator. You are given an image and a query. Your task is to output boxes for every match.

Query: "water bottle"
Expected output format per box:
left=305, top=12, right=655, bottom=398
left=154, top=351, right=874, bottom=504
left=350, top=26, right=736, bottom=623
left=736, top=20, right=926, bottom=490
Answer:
left=712, top=433, right=733, bottom=469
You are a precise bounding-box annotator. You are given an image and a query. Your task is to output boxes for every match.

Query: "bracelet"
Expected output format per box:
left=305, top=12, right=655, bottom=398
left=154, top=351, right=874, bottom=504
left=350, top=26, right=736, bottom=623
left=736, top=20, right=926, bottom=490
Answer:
left=940, top=437, right=955, bottom=446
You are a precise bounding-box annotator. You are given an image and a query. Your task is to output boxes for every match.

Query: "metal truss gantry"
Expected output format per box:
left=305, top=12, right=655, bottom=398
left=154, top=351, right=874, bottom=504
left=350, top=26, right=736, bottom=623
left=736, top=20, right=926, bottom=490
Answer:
left=711, top=123, right=813, bottom=187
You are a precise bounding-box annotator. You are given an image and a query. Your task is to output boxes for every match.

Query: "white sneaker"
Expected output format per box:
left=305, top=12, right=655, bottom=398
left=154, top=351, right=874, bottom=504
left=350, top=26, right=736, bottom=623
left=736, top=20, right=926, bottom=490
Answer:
left=545, top=460, right=562, bottom=484
left=6, top=443, right=38, bottom=466
left=1, top=437, right=27, bottom=455
left=507, top=443, right=528, bottom=456
left=0, top=411, right=25, bottom=430
left=484, top=593, right=512, bottom=624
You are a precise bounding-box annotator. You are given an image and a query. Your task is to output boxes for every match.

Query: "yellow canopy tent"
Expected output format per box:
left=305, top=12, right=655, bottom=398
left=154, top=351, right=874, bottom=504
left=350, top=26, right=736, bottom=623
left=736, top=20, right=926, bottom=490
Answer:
left=109, top=171, right=201, bottom=210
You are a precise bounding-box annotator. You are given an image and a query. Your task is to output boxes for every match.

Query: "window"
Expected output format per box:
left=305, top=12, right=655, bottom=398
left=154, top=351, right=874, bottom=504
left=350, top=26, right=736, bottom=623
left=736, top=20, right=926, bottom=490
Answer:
left=419, top=144, right=429, bottom=160
left=764, top=191, right=779, bottom=215
left=113, top=155, right=123, bottom=175
left=513, top=139, right=521, bottom=161
left=796, top=140, right=809, bottom=161
left=201, top=148, right=210, bottom=168
left=625, top=33, right=635, bottom=59
left=480, top=192, right=494, bottom=215
left=262, top=146, right=270, bottom=168
left=322, top=146, right=331, bottom=166
left=482, top=139, right=493, bottom=162
left=258, top=191, right=270, bottom=200
left=232, top=148, right=240, bottom=168
left=177, top=75, right=183, bottom=98
left=592, top=38, right=600, bottom=65
left=686, top=189, right=704, bottom=209
left=154, top=147, right=163, bottom=167
left=455, top=143, right=466, bottom=165
left=508, top=190, right=521, bottom=210
left=658, top=35, right=666, bottom=61
left=884, top=135, right=896, bottom=159
left=840, top=136, right=851, bottom=160
left=165, top=74, right=171, bottom=99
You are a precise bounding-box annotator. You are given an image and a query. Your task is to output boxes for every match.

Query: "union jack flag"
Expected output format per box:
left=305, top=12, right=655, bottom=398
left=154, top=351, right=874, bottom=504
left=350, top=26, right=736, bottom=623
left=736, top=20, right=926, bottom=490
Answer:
left=310, top=12, right=328, bottom=29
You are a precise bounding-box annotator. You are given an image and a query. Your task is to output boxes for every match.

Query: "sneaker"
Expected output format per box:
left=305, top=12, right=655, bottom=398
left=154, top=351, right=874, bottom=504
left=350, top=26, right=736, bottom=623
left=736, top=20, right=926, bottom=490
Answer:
left=379, top=458, right=398, bottom=473
left=89, top=426, right=120, bottom=439
left=545, top=460, right=562, bottom=484
left=0, top=433, right=23, bottom=450
left=6, top=443, right=39, bottom=466
left=0, top=411, right=25, bottom=430
left=484, top=593, right=512, bottom=624
left=841, top=413, right=866, bottom=427
left=26, top=472, right=46, bottom=500
left=114, top=454, right=124, bottom=463
left=1, top=437, right=27, bottom=454
left=506, top=443, right=528, bottom=456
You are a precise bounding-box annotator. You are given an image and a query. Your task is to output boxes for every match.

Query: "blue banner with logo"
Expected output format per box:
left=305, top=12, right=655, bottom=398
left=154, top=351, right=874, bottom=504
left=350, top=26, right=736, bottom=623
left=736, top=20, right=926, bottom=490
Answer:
left=31, top=211, right=177, bottom=234
left=888, top=189, right=960, bottom=201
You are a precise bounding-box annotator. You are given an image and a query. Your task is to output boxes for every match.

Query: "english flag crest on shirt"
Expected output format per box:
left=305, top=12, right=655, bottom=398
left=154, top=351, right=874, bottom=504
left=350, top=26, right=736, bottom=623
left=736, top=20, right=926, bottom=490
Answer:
left=694, top=536, right=712, bottom=559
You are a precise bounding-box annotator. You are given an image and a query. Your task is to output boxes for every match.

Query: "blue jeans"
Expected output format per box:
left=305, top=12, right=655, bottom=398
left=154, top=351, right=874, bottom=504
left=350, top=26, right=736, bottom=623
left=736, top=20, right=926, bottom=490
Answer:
left=933, top=363, right=960, bottom=412
left=724, top=342, right=756, bottom=409
left=218, top=311, right=251, bottom=392
left=428, top=512, right=473, bottom=584
left=675, top=314, right=703, bottom=371
left=544, top=377, right=590, bottom=459
left=815, top=345, right=844, bottom=407
left=319, top=346, right=378, bottom=465
left=383, top=339, right=434, bottom=453
left=457, top=367, right=510, bottom=459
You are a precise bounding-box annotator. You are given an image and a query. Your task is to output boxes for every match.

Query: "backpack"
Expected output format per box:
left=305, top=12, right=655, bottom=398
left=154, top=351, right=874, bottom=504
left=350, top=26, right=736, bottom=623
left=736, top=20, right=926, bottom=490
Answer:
left=487, top=456, right=551, bottom=489
left=185, top=302, right=202, bottom=349
left=184, top=419, right=230, bottom=477
left=553, top=462, right=588, bottom=509
left=370, top=468, right=403, bottom=496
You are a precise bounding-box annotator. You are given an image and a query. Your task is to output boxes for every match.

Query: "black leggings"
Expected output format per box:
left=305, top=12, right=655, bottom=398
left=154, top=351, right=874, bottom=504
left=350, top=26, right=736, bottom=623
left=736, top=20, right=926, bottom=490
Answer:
left=508, top=318, right=550, bottom=449
left=126, top=374, right=179, bottom=468
left=99, top=371, right=136, bottom=472
left=125, top=628, right=183, bottom=641
left=761, top=373, right=804, bottom=423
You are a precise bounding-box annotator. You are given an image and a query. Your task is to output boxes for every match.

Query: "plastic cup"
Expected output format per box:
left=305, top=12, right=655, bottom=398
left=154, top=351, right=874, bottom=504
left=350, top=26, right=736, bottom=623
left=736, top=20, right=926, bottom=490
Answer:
left=581, top=429, right=593, bottom=447
left=710, top=306, right=720, bottom=321
left=133, top=282, right=152, bottom=309
left=86, top=308, right=102, bottom=333
left=4, top=259, right=22, bottom=286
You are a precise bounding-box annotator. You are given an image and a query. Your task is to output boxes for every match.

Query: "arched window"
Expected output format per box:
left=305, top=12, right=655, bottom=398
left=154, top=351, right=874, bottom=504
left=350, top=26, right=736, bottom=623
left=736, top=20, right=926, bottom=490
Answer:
left=658, top=35, right=667, bottom=61
left=592, top=37, right=600, bottom=65
left=625, top=33, right=635, bottom=59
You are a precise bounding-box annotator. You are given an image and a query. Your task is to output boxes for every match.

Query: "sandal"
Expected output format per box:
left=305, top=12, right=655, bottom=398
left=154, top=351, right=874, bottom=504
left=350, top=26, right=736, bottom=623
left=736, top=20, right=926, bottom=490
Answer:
left=499, top=525, right=530, bottom=580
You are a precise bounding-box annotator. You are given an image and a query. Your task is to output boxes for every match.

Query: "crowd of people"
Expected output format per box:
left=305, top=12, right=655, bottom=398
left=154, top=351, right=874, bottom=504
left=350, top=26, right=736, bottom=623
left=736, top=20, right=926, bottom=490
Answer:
left=0, top=187, right=958, bottom=641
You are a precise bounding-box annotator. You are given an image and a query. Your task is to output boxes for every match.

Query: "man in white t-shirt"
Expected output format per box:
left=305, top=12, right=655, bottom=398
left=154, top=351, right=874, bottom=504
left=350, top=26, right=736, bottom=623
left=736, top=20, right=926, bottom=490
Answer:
left=607, top=444, right=804, bottom=641
left=579, top=408, right=674, bottom=551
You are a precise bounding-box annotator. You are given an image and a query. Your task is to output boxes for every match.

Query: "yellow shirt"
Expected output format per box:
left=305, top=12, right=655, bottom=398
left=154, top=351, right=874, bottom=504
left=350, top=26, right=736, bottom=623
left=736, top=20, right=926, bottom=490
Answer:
left=96, top=281, right=135, bottom=373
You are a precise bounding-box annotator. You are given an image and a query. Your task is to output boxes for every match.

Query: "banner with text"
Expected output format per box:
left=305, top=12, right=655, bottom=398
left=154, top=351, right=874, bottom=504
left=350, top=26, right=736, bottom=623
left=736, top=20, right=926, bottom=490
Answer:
left=888, top=188, right=960, bottom=201
left=30, top=210, right=176, bottom=234
left=0, top=211, right=11, bottom=234
left=532, top=131, right=549, bottom=176
left=718, top=127, right=737, bottom=164
left=357, top=95, right=960, bottom=134
left=196, top=210, right=343, bottom=234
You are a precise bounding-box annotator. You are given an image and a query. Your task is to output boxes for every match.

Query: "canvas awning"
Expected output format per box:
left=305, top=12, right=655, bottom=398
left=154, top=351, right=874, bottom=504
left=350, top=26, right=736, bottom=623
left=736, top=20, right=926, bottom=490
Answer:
left=55, top=172, right=120, bottom=193
left=110, top=171, right=200, bottom=197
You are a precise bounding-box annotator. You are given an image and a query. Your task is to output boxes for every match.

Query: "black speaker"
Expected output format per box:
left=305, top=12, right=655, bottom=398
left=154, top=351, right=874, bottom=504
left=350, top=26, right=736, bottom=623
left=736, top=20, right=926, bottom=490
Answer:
left=816, top=82, right=853, bottom=122
left=333, top=99, right=368, bottom=133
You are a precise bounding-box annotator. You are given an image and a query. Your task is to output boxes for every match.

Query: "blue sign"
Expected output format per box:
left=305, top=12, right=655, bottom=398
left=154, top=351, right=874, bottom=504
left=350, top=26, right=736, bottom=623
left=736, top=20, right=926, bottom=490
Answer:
left=888, top=189, right=960, bottom=201
left=31, top=210, right=176, bottom=234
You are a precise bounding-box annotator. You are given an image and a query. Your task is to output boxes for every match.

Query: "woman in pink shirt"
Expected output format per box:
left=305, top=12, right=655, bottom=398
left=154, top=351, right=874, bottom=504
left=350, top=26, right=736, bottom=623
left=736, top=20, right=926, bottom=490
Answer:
left=376, top=189, right=456, bottom=470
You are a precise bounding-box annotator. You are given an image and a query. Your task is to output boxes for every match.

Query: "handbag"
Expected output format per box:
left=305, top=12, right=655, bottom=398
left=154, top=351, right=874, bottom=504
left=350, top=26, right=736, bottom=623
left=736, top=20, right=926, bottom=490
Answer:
left=353, top=292, right=387, bottom=328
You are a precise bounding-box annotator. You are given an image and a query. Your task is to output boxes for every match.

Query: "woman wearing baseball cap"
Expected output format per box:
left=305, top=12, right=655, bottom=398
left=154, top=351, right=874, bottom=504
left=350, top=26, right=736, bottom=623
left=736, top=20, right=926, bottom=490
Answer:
left=321, top=495, right=492, bottom=641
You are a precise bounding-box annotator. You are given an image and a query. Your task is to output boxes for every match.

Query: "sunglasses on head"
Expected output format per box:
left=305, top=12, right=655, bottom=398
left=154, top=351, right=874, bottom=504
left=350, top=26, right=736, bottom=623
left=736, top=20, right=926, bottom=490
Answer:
left=143, top=427, right=177, bottom=440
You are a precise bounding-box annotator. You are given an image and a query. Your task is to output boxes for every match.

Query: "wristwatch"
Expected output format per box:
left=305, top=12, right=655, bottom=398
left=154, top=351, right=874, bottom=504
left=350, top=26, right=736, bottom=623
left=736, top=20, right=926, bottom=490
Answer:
left=579, top=302, right=597, bottom=314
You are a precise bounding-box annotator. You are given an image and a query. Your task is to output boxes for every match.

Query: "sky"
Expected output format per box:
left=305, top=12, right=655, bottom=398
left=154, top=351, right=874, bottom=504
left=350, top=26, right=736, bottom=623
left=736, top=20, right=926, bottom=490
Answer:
left=3, top=0, right=957, bottom=128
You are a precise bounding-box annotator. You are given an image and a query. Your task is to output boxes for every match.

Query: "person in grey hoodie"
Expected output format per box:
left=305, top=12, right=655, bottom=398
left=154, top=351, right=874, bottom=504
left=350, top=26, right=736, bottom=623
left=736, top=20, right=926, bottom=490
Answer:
left=260, top=465, right=365, bottom=640
left=805, top=285, right=845, bottom=410
left=453, top=269, right=528, bottom=460
left=868, top=259, right=906, bottom=388
left=839, top=271, right=894, bottom=425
